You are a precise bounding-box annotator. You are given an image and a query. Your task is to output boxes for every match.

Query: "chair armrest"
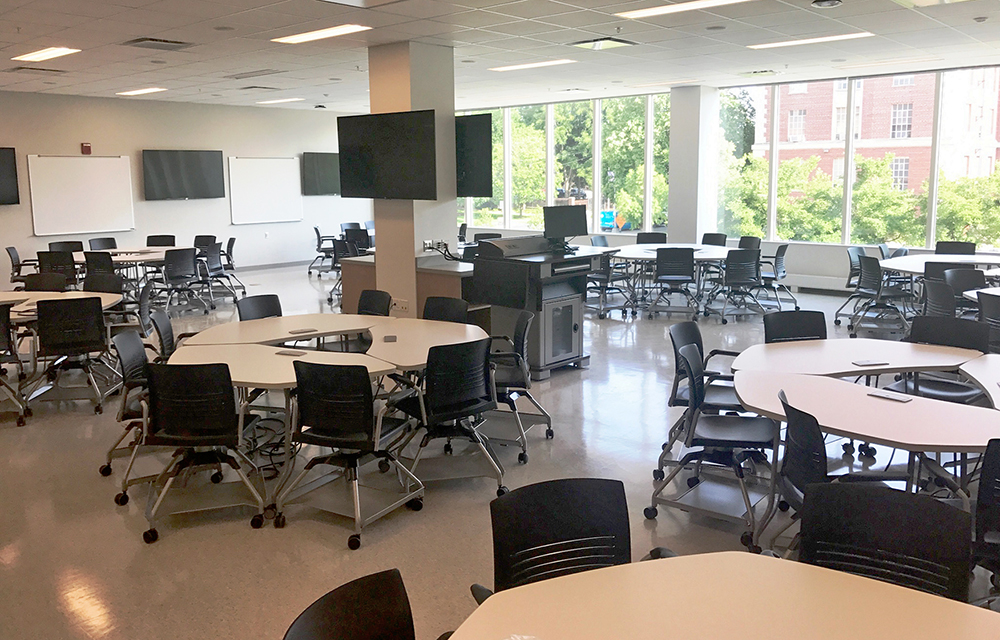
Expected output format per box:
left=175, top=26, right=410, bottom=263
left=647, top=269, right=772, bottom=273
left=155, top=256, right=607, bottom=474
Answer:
left=175, top=331, right=198, bottom=349
left=706, top=373, right=734, bottom=384
left=832, top=472, right=908, bottom=483
left=489, top=335, right=514, bottom=351
left=704, top=349, right=740, bottom=370
left=470, top=583, right=494, bottom=605
left=640, top=547, right=678, bottom=561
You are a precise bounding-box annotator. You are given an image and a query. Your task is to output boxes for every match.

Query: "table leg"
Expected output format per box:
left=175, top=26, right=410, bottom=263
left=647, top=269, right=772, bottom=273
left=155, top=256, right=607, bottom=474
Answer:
left=270, top=390, right=295, bottom=503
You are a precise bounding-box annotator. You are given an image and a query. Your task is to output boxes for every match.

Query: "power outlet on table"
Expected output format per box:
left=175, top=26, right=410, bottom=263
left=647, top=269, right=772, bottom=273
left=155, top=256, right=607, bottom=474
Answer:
left=422, top=240, right=433, bottom=251
left=394, top=299, right=409, bottom=313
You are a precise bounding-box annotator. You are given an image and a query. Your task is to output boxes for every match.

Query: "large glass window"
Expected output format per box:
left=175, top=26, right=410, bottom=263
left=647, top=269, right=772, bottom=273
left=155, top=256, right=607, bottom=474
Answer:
left=553, top=100, right=594, bottom=228
left=472, top=108, right=503, bottom=228
left=651, top=93, right=670, bottom=230
left=718, top=86, right=767, bottom=238
left=509, top=104, right=546, bottom=230
left=601, top=96, right=645, bottom=232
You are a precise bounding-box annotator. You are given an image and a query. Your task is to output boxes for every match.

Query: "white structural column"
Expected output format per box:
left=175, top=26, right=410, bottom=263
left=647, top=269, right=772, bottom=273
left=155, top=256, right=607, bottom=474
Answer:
left=767, top=85, right=779, bottom=241
left=667, top=86, right=720, bottom=243
left=545, top=104, right=555, bottom=207
left=592, top=98, right=603, bottom=233
left=643, top=94, right=654, bottom=232
left=368, top=41, right=456, bottom=317
left=841, top=79, right=857, bottom=245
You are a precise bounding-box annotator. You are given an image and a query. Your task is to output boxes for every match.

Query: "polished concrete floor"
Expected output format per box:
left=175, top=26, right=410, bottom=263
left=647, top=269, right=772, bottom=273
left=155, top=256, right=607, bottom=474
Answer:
left=0, top=267, right=991, bottom=639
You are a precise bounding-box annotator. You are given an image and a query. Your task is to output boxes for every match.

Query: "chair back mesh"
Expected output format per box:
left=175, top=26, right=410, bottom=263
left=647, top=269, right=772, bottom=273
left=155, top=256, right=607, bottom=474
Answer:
left=655, top=248, right=694, bottom=281
left=799, top=483, right=971, bottom=601
left=845, top=246, right=864, bottom=286
left=424, top=338, right=494, bottom=415
left=977, top=292, right=1000, bottom=353
left=163, top=248, right=198, bottom=283
left=923, top=280, right=957, bottom=318
left=112, top=330, right=148, bottom=389
left=908, top=316, right=989, bottom=352
left=943, top=268, right=986, bottom=295
left=771, top=244, right=789, bottom=279
left=763, top=310, right=827, bottom=343
left=935, top=241, right=976, bottom=255
left=236, top=294, right=282, bottom=321
left=668, top=321, right=704, bottom=377
left=293, top=362, right=375, bottom=450
left=701, top=233, right=727, bottom=246
left=89, top=237, right=117, bottom=250
left=976, top=440, right=1000, bottom=549
left=777, top=391, right=829, bottom=496
left=678, top=343, right=706, bottom=410
left=724, top=249, right=760, bottom=286
left=150, top=308, right=176, bottom=358
left=924, top=262, right=965, bottom=282
left=23, top=273, right=67, bottom=292
left=856, top=255, right=884, bottom=294
left=37, top=251, right=77, bottom=285
left=146, top=235, right=176, bottom=247
left=357, top=289, right=392, bottom=316
left=193, top=235, right=216, bottom=249
left=738, top=236, right=761, bottom=250
left=636, top=232, right=666, bottom=244
left=83, top=273, right=123, bottom=294
left=422, top=296, right=468, bottom=323
left=590, top=235, right=608, bottom=247
left=147, top=363, right=237, bottom=444
left=204, top=243, right=226, bottom=276
left=84, top=251, right=115, bottom=275
left=36, top=298, right=106, bottom=357
left=48, top=241, right=84, bottom=252
left=345, top=228, right=370, bottom=250
left=490, top=478, right=631, bottom=592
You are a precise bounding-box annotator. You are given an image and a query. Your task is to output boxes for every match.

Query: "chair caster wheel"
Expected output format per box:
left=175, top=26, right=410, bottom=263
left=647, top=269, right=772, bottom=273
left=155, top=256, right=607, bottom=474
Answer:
left=644, top=506, right=658, bottom=519
left=794, top=306, right=800, bottom=311
left=653, top=469, right=665, bottom=481
left=142, top=529, right=158, bottom=544
left=99, top=464, right=112, bottom=477
left=348, top=534, right=361, bottom=550
left=94, top=405, right=103, bottom=414
left=274, top=513, right=286, bottom=528
left=545, top=428, right=554, bottom=439
left=24, top=407, right=32, bottom=417
left=114, top=492, right=129, bottom=506
left=631, top=310, right=638, bottom=317
left=778, top=500, right=790, bottom=512
left=443, top=443, right=453, bottom=455
left=842, top=443, right=855, bottom=455
left=16, top=415, right=25, bottom=426
left=307, top=270, right=312, bottom=275
left=210, top=471, right=223, bottom=484
left=721, top=319, right=728, bottom=325
left=378, top=459, right=391, bottom=473
left=847, top=323, right=854, bottom=330
left=598, top=312, right=606, bottom=319
left=263, top=504, right=277, bottom=519
left=517, top=452, right=528, bottom=464
left=210, top=304, right=216, bottom=310
left=250, top=514, right=264, bottom=529
left=647, top=314, right=653, bottom=320
left=203, top=309, right=209, bottom=315
left=496, top=486, right=509, bottom=497
left=740, top=531, right=754, bottom=548
left=406, top=498, right=423, bottom=511
left=622, top=311, right=628, bottom=319
left=687, top=476, right=700, bottom=488
left=859, top=444, right=876, bottom=458
left=849, top=333, right=857, bottom=339
left=834, top=319, right=841, bottom=326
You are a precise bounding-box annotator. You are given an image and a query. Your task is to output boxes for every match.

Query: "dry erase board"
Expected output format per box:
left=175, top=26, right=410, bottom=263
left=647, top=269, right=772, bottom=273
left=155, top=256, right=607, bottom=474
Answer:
left=27, top=155, right=135, bottom=236
left=229, top=157, right=303, bottom=225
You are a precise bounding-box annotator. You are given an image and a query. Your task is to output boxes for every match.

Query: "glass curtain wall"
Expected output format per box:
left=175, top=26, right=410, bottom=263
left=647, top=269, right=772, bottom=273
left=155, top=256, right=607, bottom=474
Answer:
left=509, top=105, right=546, bottom=230
left=651, top=93, right=670, bottom=230
left=553, top=100, right=594, bottom=226
left=718, top=86, right=767, bottom=238
left=600, top=96, right=645, bottom=232
left=472, top=108, right=504, bottom=228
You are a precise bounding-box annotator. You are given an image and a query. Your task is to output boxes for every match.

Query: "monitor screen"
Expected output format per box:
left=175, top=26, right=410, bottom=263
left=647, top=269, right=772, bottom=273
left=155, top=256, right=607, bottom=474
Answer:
left=337, top=109, right=437, bottom=201
left=301, top=152, right=340, bottom=196
left=543, top=205, right=588, bottom=240
left=142, top=150, right=225, bottom=200
left=456, top=113, right=492, bottom=198
left=0, top=148, right=18, bottom=205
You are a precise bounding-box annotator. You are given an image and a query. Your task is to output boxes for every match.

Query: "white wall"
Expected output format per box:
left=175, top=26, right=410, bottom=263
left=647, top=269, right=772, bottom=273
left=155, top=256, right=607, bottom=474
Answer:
left=0, top=91, right=372, bottom=272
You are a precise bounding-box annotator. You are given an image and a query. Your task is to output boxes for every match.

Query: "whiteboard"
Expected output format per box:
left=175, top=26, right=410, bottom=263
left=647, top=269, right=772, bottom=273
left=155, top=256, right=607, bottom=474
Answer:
left=229, top=157, right=303, bottom=225
left=28, top=155, right=135, bottom=236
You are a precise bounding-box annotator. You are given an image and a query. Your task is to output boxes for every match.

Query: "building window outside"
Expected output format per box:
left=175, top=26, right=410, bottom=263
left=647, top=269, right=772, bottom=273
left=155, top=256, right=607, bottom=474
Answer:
left=890, top=103, right=912, bottom=139
left=890, top=157, right=910, bottom=190
left=788, top=109, right=806, bottom=142
left=835, top=79, right=847, bottom=91
left=892, top=75, right=914, bottom=87
left=601, top=96, right=646, bottom=231
left=553, top=100, right=594, bottom=228
left=509, top=105, right=546, bottom=230
left=835, top=107, right=846, bottom=141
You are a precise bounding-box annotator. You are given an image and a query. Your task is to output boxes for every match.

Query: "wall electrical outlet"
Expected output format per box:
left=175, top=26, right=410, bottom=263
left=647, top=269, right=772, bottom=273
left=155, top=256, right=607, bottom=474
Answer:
left=422, top=240, right=433, bottom=250
left=394, top=299, right=409, bottom=313
left=433, top=240, right=448, bottom=252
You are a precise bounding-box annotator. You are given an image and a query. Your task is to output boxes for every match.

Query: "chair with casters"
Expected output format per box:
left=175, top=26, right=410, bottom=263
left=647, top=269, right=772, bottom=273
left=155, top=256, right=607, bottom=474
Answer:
left=487, top=310, right=552, bottom=462
left=703, top=248, right=765, bottom=324
left=877, top=243, right=892, bottom=260
left=273, top=362, right=423, bottom=549
left=99, top=330, right=149, bottom=477
left=193, top=235, right=216, bottom=256
left=701, top=232, right=727, bottom=246
left=977, top=291, right=1000, bottom=353
left=84, top=251, right=115, bottom=276
left=145, top=235, right=175, bottom=247
left=48, top=240, right=84, bottom=253
left=890, top=246, right=909, bottom=258
left=0, top=304, right=27, bottom=426
left=647, top=343, right=780, bottom=552
left=148, top=308, right=198, bottom=361
left=344, top=227, right=370, bottom=251
left=846, top=255, right=910, bottom=337
left=422, top=296, right=468, bottom=323
left=236, top=294, right=282, bottom=321
left=198, top=242, right=241, bottom=304
left=924, top=261, right=966, bottom=283
left=6, top=246, right=36, bottom=287
left=636, top=232, right=666, bottom=244
left=799, top=483, right=971, bottom=601
left=923, top=280, right=958, bottom=317
left=334, top=289, right=391, bottom=352
left=325, top=239, right=351, bottom=304
left=833, top=246, right=866, bottom=326
left=114, top=362, right=266, bottom=544
left=590, top=235, right=608, bottom=247
left=935, top=240, right=976, bottom=255
left=646, top=248, right=698, bottom=319
left=972, top=439, right=1000, bottom=602
left=392, top=338, right=507, bottom=496
left=943, top=268, right=986, bottom=317
left=308, top=226, right=338, bottom=277
left=738, top=235, right=761, bottom=250
left=755, top=244, right=798, bottom=310
left=22, top=273, right=67, bottom=292
left=159, top=248, right=210, bottom=313
left=586, top=251, right=629, bottom=319
left=89, top=237, right=117, bottom=251
left=220, top=237, right=246, bottom=295
left=37, top=250, right=78, bottom=288
left=458, top=223, right=467, bottom=243
left=474, top=232, right=502, bottom=242
left=340, top=222, right=362, bottom=234
left=763, top=310, right=827, bottom=344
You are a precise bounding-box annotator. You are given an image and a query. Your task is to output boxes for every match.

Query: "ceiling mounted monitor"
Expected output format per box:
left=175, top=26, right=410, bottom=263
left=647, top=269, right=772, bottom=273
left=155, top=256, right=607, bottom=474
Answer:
left=337, top=109, right=437, bottom=201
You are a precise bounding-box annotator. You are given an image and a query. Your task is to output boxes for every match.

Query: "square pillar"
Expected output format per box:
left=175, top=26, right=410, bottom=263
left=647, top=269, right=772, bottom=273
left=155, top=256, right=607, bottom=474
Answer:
left=668, top=86, right=719, bottom=243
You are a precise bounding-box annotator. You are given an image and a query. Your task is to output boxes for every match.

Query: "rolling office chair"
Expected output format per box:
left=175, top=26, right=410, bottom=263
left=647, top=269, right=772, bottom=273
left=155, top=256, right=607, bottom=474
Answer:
left=223, top=237, right=237, bottom=269
left=756, top=244, right=798, bottom=311
left=308, top=226, right=338, bottom=277
left=340, top=222, right=362, bottom=234
left=99, top=330, right=149, bottom=477
left=22, top=273, right=67, bottom=292
left=0, top=304, right=27, bottom=426
left=923, top=280, right=958, bottom=317
left=762, top=310, right=827, bottom=344
left=198, top=242, right=242, bottom=304
left=148, top=308, right=198, bottom=361
left=159, top=248, right=210, bottom=313
left=703, top=248, right=764, bottom=324
left=943, top=268, right=986, bottom=317
left=5, top=246, right=35, bottom=287
left=646, top=248, right=698, bottom=319
left=636, top=232, right=666, bottom=244
left=422, top=296, right=468, bottom=323
left=877, top=243, right=892, bottom=260
left=48, top=240, right=84, bottom=252
left=84, top=251, right=115, bottom=275
left=972, top=439, right=1000, bottom=600
left=701, top=232, right=727, bottom=246
left=846, top=255, right=910, bottom=337
left=590, top=235, right=608, bottom=247
left=333, top=290, right=391, bottom=352
left=37, top=250, right=79, bottom=288
left=236, top=294, right=282, bottom=321
left=345, top=227, right=371, bottom=251
left=458, top=223, right=467, bottom=243
left=737, top=235, right=761, bottom=250
left=977, top=291, right=1000, bottom=353
left=193, top=234, right=216, bottom=254
left=89, top=237, right=117, bottom=250
left=145, top=235, right=176, bottom=247
left=586, top=251, right=629, bottom=319
left=935, top=240, right=976, bottom=255
left=833, top=246, right=866, bottom=326
left=326, top=239, right=351, bottom=304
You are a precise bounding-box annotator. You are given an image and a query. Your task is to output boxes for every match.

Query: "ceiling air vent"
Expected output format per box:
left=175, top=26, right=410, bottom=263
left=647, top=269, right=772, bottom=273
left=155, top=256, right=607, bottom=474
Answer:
left=6, top=66, right=66, bottom=75
left=226, top=69, right=283, bottom=80
left=121, top=38, right=192, bottom=51
left=239, top=86, right=280, bottom=91
left=739, top=69, right=779, bottom=78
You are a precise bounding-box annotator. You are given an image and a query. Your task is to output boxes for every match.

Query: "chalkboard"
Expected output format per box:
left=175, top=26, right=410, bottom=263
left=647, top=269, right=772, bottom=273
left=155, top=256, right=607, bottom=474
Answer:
left=229, top=157, right=303, bottom=225
left=27, top=155, right=134, bottom=236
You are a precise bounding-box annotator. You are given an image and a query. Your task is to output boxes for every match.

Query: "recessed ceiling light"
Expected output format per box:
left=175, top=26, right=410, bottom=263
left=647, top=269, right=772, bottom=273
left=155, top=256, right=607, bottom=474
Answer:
left=747, top=32, right=874, bottom=49
left=116, top=87, right=167, bottom=96
left=831, top=58, right=847, bottom=62
left=811, top=0, right=842, bottom=7
left=489, top=59, right=576, bottom=72
left=461, top=59, right=476, bottom=64
left=150, top=59, right=167, bottom=64
left=616, top=0, right=756, bottom=20
left=706, top=25, right=727, bottom=31
left=330, top=77, right=342, bottom=82
left=256, top=97, right=305, bottom=104
left=271, top=24, right=371, bottom=44
left=213, top=26, right=236, bottom=31
left=11, top=47, right=81, bottom=62
left=571, top=37, right=635, bottom=50
left=633, top=78, right=701, bottom=87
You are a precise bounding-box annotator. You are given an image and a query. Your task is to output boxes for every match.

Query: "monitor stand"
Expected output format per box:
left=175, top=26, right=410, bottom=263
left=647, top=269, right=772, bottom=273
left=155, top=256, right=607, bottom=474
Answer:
left=547, top=238, right=576, bottom=254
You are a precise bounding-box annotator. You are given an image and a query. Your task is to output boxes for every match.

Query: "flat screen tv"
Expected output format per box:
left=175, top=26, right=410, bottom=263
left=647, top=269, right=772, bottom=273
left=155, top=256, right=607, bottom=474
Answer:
left=456, top=113, right=492, bottom=197
left=0, top=148, right=18, bottom=205
left=543, top=205, right=588, bottom=240
left=337, top=109, right=436, bottom=201
left=142, top=149, right=225, bottom=201
left=301, top=152, right=340, bottom=196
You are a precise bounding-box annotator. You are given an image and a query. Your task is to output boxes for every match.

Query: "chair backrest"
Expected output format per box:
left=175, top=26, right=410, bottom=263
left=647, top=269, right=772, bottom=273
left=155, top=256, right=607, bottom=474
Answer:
left=23, top=273, right=67, bottom=292
left=345, top=241, right=361, bottom=258
left=856, top=255, right=884, bottom=294
left=48, top=241, right=84, bottom=253
left=36, top=297, right=106, bottom=357
left=364, top=220, right=375, bottom=230
left=763, top=310, right=827, bottom=343
left=89, top=237, right=117, bottom=250
left=845, top=246, right=864, bottom=287
left=923, top=261, right=965, bottom=283
left=84, top=251, right=115, bottom=275
left=344, top=227, right=370, bottom=250
left=0, top=303, right=13, bottom=356
left=942, top=268, right=986, bottom=295
left=204, top=242, right=226, bottom=276
left=976, top=439, right=1000, bottom=550
left=357, top=289, right=392, bottom=316
left=636, top=232, right=666, bottom=244
left=489, top=478, right=632, bottom=593
left=423, top=338, right=494, bottom=416
left=977, top=292, right=1000, bottom=353
left=225, top=237, right=237, bottom=263
left=313, top=226, right=325, bottom=251
left=877, top=243, right=891, bottom=260
left=458, top=222, right=467, bottom=242
left=511, top=309, right=533, bottom=358
left=907, top=315, right=989, bottom=352
left=138, top=281, right=155, bottom=337
left=146, top=235, right=176, bottom=247
left=282, top=569, right=415, bottom=640
left=668, top=321, right=705, bottom=378
left=655, top=248, right=695, bottom=281
left=701, top=232, right=727, bottom=246
left=677, top=343, right=707, bottom=411
left=37, top=251, right=77, bottom=285
left=111, top=330, right=149, bottom=390
left=799, top=483, right=971, bottom=601
left=333, top=238, right=350, bottom=262
left=474, top=232, right=502, bottom=242
left=724, top=249, right=760, bottom=286
left=935, top=240, right=976, bottom=255
left=83, top=272, right=123, bottom=295
left=293, top=362, right=376, bottom=450
left=150, top=308, right=177, bottom=357
left=889, top=247, right=909, bottom=258
left=340, top=222, right=362, bottom=233
left=146, top=362, right=238, bottom=445
left=422, top=296, right=468, bottom=323
left=236, top=294, right=282, bottom=321
left=738, top=235, right=761, bottom=250
left=770, top=244, right=789, bottom=279
left=163, top=248, right=198, bottom=282
left=193, top=235, right=216, bottom=249
left=6, top=246, right=22, bottom=273
left=590, top=235, right=609, bottom=247
left=777, top=391, right=829, bottom=504
left=923, top=280, right=957, bottom=318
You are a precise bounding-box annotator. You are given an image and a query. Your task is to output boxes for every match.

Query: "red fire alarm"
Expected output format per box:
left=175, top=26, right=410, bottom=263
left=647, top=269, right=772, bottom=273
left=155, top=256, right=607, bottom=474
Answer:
left=81, top=143, right=92, bottom=155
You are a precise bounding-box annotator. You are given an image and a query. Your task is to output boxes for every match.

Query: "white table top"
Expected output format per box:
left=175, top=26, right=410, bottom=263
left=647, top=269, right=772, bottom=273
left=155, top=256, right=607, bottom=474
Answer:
left=959, top=353, right=1000, bottom=409
left=366, top=318, right=489, bottom=370
left=167, top=344, right=395, bottom=389
left=964, top=286, right=1000, bottom=303
left=0, top=291, right=123, bottom=322
left=731, top=338, right=981, bottom=377
left=880, top=253, right=1000, bottom=275
left=183, top=313, right=393, bottom=346
left=71, top=246, right=190, bottom=264
left=613, top=243, right=730, bottom=262
left=734, top=370, right=1000, bottom=453
left=449, top=552, right=999, bottom=640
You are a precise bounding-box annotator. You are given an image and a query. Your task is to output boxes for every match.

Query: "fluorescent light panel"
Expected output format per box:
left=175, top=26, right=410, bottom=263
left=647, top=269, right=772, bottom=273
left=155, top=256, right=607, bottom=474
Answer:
left=633, top=79, right=701, bottom=87
left=489, top=59, right=576, bottom=72
left=271, top=24, right=371, bottom=44
left=617, top=0, right=755, bottom=19
left=257, top=97, right=304, bottom=104
left=571, top=37, right=635, bottom=50
left=748, top=32, right=874, bottom=49
left=116, top=87, right=167, bottom=96
left=11, top=47, right=80, bottom=62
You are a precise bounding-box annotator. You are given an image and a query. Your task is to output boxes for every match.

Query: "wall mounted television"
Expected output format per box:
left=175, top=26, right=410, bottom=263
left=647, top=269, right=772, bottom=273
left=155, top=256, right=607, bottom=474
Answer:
left=337, top=109, right=437, bottom=201
left=142, top=149, right=226, bottom=201
left=301, top=152, right=340, bottom=196
left=456, top=113, right=492, bottom=198
left=0, top=148, right=18, bottom=205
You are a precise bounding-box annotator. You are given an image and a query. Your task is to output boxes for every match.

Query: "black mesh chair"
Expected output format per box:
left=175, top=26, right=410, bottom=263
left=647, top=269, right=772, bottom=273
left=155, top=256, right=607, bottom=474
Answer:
left=924, top=261, right=965, bottom=283
left=488, top=311, right=552, bottom=462
left=738, top=235, right=761, bottom=250
left=193, top=234, right=216, bottom=254
left=273, top=362, right=423, bottom=549
left=340, top=222, right=362, bottom=234
left=89, top=237, right=117, bottom=250
left=236, top=294, right=282, bottom=321
left=636, top=232, right=666, bottom=244
left=115, top=362, right=265, bottom=544
left=326, top=239, right=352, bottom=304
left=701, top=232, right=727, bottom=246
left=30, top=297, right=108, bottom=413
left=199, top=242, right=242, bottom=304
left=647, top=343, right=779, bottom=552
left=763, top=310, right=827, bottom=344
left=847, top=255, right=910, bottom=337
left=586, top=252, right=629, bottom=319
left=145, top=235, right=175, bottom=247
left=0, top=304, right=27, bottom=426
left=160, top=248, right=209, bottom=313
left=646, top=248, right=698, bottom=319
left=924, top=280, right=958, bottom=317
left=6, top=246, right=35, bottom=287
left=48, top=240, right=84, bottom=252
left=149, top=308, right=197, bottom=360
left=458, top=223, right=467, bottom=243
left=344, top=228, right=371, bottom=251
left=422, top=296, right=468, bottom=323
left=99, top=330, right=149, bottom=477
left=665, top=320, right=742, bottom=413
left=799, top=483, right=971, bottom=601
left=84, top=251, right=115, bottom=275
left=37, top=250, right=78, bottom=288
left=978, top=291, right=1000, bottom=353
left=935, top=240, right=976, bottom=255
left=877, top=243, right=892, bottom=260
left=23, top=273, right=67, bottom=292
left=756, top=244, right=798, bottom=310
left=358, top=289, right=391, bottom=316
left=590, top=235, right=608, bottom=247
left=833, top=246, right=866, bottom=326
left=943, top=268, right=986, bottom=317
left=704, top=248, right=764, bottom=324
left=474, top=232, right=502, bottom=242
left=973, top=439, right=1000, bottom=599
left=308, top=226, right=338, bottom=277
left=393, top=338, right=506, bottom=495
left=223, top=237, right=237, bottom=269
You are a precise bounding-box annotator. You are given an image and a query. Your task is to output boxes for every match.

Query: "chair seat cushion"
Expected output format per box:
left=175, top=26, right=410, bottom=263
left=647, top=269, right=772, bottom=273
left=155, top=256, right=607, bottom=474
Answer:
left=493, top=364, right=527, bottom=390
left=395, top=394, right=494, bottom=426
left=883, top=378, right=985, bottom=404
left=295, top=416, right=409, bottom=449
left=690, top=415, right=776, bottom=449
left=120, top=393, right=145, bottom=421
left=675, top=382, right=742, bottom=410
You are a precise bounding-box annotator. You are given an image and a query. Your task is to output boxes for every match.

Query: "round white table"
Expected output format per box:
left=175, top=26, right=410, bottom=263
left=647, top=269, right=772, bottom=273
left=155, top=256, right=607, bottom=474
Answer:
left=959, top=353, right=1000, bottom=408
left=880, top=253, right=1000, bottom=276
left=366, top=318, right=489, bottom=370
left=182, top=313, right=394, bottom=346
left=612, top=243, right=730, bottom=263
left=964, top=286, right=1000, bottom=303
left=0, top=291, right=123, bottom=322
